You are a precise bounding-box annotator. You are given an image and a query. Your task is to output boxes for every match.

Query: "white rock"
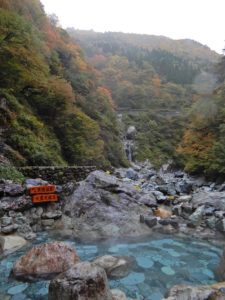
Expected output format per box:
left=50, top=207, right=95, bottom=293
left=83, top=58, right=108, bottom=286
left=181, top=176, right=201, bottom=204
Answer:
left=111, top=289, right=127, bottom=300
left=0, top=235, right=27, bottom=253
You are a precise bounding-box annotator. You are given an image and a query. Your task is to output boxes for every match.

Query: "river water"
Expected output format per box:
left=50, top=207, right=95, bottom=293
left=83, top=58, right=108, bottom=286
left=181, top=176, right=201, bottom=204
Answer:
left=0, top=233, right=223, bottom=300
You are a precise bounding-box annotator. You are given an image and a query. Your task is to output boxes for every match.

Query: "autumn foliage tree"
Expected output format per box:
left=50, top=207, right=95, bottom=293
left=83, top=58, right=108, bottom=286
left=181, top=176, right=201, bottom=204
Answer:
left=0, top=0, right=126, bottom=167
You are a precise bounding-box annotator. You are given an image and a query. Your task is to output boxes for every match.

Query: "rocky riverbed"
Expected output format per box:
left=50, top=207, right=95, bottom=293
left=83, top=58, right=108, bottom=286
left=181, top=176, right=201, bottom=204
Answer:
left=1, top=162, right=225, bottom=299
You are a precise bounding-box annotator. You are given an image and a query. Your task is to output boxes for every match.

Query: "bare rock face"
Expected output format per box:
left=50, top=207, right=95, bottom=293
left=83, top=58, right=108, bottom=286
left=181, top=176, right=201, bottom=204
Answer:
left=12, top=241, right=80, bottom=281
left=49, top=261, right=113, bottom=300
left=64, top=171, right=150, bottom=240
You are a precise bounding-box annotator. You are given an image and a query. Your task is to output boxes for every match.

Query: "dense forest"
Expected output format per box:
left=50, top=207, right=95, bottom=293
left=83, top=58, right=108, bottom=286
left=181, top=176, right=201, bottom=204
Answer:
left=69, top=30, right=224, bottom=172
left=0, top=0, right=127, bottom=168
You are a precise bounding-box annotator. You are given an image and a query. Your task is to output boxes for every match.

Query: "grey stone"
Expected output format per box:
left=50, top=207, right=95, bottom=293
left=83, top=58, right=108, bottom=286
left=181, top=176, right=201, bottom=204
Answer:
left=41, top=219, right=54, bottom=227
left=14, top=216, right=27, bottom=225
left=1, top=224, right=18, bottom=234
left=86, top=171, right=119, bottom=190
left=216, top=219, right=225, bottom=232
left=63, top=175, right=150, bottom=239
left=92, top=255, right=132, bottom=279
left=218, top=183, right=225, bottom=192
left=144, top=216, right=157, bottom=228
left=8, top=211, right=16, bottom=218
left=153, top=191, right=167, bottom=203
left=138, top=193, right=157, bottom=207
left=0, top=196, right=32, bottom=212
left=22, top=232, right=36, bottom=240
left=49, top=262, right=113, bottom=300
left=111, top=289, right=127, bottom=300
left=182, top=204, right=193, bottom=214
left=163, top=283, right=225, bottom=300
left=176, top=181, right=193, bottom=194
left=177, top=195, right=192, bottom=202
left=1, top=216, right=13, bottom=227
left=32, top=224, right=42, bottom=232
left=0, top=235, right=27, bottom=254
left=215, top=211, right=225, bottom=218
left=56, top=185, right=63, bottom=193
left=188, top=206, right=205, bottom=227
left=125, top=168, right=138, bottom=180
left=172, top=205, right=182, bottom=216
left=140, top=215, right=145, bottom=223
left=174, top=171, right=184, bottom=178
left=158, top=183, right=176, bottom=196
left=17, top=224, right=35, bottom=240
left=25, top=178, right=48, bottom=188
left=204, top=206, right=216, bottom=216
left=192, top=191, right=225, bottom=210
left=42, top=211, right=62, bottom=220
left=36, top=207, right=43, bottom=217
left=158, top=218, right=179, bottom=229
left=205, top=217, right=217, bottom=229
left=4, top=184, right=25, bottom=197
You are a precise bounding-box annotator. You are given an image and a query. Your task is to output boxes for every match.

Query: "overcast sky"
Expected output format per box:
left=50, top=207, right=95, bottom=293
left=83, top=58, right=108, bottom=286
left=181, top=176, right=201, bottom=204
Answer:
left=41, top=0, right=224, bottom=54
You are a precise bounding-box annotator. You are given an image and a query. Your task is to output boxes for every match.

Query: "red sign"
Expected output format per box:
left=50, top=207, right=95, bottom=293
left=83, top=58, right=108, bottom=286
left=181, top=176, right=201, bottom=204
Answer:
left=32, top=194, right=58, bottom=203
left=29, top=185, right=56, bottom=195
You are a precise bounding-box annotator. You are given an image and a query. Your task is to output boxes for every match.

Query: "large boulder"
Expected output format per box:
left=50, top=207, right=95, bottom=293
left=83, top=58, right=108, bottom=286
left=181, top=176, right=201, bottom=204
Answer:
left=192, top=191, right=225, bottom=210
left=86, top=171, right=119, bottom=190
left=12, top=241, right=80, bottom=280
left=63, top=171, right=150, bottom=239
left=163, top=282, right=225, bottom=300
left=49, top=261, right=113, bottom=300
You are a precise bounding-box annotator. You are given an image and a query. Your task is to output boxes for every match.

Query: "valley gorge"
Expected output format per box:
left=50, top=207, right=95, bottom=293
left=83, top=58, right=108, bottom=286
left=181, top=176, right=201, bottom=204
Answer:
left=1, top=1, right=225, bottom=299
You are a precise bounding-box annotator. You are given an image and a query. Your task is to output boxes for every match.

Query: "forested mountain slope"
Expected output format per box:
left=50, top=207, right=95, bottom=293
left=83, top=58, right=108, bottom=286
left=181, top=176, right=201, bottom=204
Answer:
left=68, top=29, right=221, bottom=170
left=178, top=56, right=225, bottom=176
left=0, top=0, right=126, bottom=167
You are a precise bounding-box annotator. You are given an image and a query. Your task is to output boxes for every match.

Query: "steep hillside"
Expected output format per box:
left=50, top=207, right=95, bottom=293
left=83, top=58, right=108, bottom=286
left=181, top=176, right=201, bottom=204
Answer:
left=0, top=1, right=127, bottom=167
left=68, top=30, right=219, bottom=108
left=178, top=54, right=225, bottom=177
left=68, top=29, right=219, bottom=167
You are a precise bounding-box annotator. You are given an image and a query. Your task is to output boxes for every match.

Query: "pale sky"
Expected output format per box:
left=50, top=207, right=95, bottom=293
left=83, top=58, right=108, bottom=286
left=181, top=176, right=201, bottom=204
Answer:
left=41, top=0, right=225, bottom=54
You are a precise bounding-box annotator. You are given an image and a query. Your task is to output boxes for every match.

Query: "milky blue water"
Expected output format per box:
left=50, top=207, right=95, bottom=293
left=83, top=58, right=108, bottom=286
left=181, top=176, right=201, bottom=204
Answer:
left=0, top=233, right=223, bottom=300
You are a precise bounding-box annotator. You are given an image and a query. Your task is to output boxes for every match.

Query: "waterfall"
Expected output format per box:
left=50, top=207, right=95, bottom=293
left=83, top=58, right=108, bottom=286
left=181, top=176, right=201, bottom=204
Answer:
left=117, top=113, right=136, bottom=162
left=124, top=139, right=133, bottom=162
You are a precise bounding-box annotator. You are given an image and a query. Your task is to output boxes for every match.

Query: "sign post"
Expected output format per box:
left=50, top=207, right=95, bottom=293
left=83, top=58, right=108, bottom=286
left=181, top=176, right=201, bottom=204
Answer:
left=29, top=185, right=58, bottom=203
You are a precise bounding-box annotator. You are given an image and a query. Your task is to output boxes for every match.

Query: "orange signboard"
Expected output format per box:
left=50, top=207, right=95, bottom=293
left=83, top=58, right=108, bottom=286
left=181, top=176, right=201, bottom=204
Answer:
left=32, top=194, right=58, bottom=203
left=29, top=185, right=56, bottom=195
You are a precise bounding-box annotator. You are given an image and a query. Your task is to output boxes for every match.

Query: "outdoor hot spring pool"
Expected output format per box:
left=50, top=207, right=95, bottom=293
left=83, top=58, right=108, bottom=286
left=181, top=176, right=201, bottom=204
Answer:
left=0, top=233, right=223, bottom=300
